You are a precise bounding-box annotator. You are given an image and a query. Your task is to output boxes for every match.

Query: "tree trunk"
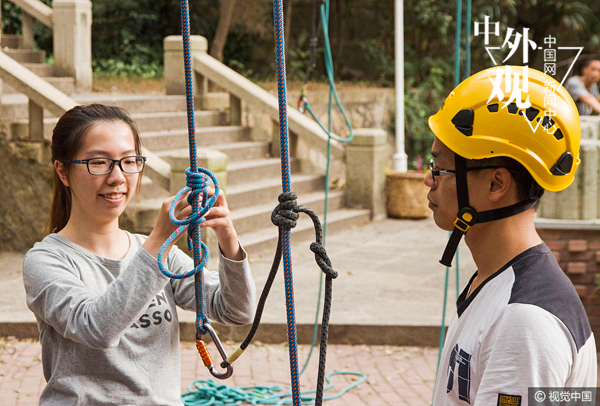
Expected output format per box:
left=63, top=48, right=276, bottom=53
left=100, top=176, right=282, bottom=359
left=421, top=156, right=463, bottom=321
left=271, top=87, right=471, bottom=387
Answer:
left=210, top=0, right=237, bottom=62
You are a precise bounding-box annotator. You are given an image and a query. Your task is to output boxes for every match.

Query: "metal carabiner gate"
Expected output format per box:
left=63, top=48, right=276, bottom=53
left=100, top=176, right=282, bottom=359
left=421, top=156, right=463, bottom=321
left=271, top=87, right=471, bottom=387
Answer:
left=195, top=322, right=233, bottom=380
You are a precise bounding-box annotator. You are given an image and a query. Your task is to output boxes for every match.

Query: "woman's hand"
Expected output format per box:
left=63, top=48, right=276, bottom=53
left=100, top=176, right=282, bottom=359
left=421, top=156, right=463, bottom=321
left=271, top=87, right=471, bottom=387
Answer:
left=143, top=188, right=242, bottom=261
left=143, top=191, right=193, bottom=260
left=200, top=189, right=243, bottom=261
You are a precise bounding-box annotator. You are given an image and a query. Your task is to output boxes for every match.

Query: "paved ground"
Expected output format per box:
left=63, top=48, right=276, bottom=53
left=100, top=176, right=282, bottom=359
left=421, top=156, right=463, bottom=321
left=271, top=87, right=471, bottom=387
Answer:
left=2, top=217, right=598, bottom=405
left=0, top=217, right=465, bottom=405
left=0, top=217, right=478, bottom=343
left=0, top=337, right=439, bottom=406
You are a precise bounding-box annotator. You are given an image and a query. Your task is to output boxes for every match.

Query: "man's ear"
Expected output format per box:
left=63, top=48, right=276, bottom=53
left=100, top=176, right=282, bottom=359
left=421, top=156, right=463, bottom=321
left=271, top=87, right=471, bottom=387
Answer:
left=489, top=168, right=512, bottom=203
left=55, top=161, right=70, bottom=187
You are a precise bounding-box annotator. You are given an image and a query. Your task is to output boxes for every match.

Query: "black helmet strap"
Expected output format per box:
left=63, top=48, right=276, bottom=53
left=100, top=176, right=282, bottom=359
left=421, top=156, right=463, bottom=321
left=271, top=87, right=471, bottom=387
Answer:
left=439, top=154, right=539, bottom=267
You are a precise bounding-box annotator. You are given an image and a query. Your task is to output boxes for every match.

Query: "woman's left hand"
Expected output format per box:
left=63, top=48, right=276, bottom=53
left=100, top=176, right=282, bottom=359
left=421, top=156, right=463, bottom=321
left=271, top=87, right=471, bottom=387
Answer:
left=199, top=189, right=243, bottom=261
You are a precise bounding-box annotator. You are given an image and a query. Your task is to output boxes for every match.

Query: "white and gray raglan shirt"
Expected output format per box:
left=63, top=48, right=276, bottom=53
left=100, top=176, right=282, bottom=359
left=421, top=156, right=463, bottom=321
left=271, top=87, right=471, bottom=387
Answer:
left=23, top=232, right=256, bottom=406
left=433, top=243, right=597, bottom=406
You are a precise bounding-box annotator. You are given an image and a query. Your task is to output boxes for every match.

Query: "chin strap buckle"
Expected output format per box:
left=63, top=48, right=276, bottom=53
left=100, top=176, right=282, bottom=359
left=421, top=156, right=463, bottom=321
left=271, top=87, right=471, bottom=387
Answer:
left=453, top=207, right=477, bottom=232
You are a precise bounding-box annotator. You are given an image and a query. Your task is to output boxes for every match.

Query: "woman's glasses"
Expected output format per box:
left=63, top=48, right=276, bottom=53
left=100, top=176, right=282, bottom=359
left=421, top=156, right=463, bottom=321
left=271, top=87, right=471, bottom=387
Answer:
left=71, top=155, right=146, bottom=175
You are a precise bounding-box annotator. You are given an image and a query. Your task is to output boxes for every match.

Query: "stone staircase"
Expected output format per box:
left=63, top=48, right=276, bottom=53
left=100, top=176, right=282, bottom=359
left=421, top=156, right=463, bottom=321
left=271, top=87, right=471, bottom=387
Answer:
left=1, top=36, right=371, bottom=260
left=1, top=34, right=75, bottom=95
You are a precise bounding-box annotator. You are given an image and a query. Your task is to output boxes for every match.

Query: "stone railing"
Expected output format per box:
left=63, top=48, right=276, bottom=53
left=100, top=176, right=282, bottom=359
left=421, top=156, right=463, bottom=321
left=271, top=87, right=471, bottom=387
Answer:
left=162, top=35, right=389, bottom=219
left=0, top=50, right=75, bottom=142
left=6, top=0, right=52, bottom=50
left=0, top=50, right=172, bottom=190
left=538, top=116, right=600, bottom=220
left=1, top=0, right=92, bottom=91
left=163, top=35, right=346, bottom=179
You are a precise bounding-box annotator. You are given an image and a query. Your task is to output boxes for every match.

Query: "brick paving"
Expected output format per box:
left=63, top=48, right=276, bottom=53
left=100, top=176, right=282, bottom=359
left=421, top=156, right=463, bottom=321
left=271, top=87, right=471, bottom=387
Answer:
left=1, top=337, right=438, bottom=406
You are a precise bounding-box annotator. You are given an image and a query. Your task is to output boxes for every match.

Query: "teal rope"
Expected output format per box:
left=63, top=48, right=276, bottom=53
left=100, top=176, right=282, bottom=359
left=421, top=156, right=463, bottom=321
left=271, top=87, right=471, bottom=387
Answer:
left=181, top=372, right=366, bottom=406
left=297, top=0, right=354, bottom=377
left=433, top=0, right=470, bottom=400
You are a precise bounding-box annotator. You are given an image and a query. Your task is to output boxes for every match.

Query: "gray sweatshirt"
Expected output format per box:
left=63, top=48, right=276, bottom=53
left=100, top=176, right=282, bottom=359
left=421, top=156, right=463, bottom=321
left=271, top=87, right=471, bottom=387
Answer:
left=23, top=232, right=256, bottom=406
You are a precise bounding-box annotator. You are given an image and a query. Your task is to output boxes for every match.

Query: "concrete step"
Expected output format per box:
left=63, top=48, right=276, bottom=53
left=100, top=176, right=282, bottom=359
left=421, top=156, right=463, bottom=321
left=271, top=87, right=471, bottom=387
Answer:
left=141, top=126, right=250, bottom=151
left=0, top=94, right=190, bottom=121
left=1, top=34, right=21, bottom=49
left=131, top=173, right=328, bottom=231
left=15, top=62, right=55, bottom=77
left=4, top=76, right=75, bottom=96
left=231, top=190, right=345, bottom=235
left=228, top=157, right=300, bottom=185
left=138, top=176, right=171, bottom=201
left=21, top=63, right=56, bottom=77
left=72, top=94, right=189, bottom=115
left=156, top=142, right=271, bottom=163
left=11, top=110, right=229, bottom=141
left=4, top=49, right=45, bottom=64
left=239, top=208, right=372, bottom=259
left=133, top=110, right=227, bottom=133
left=10, top=116, right=62, bottom=140
left=226, top=173, right=325, bottom=210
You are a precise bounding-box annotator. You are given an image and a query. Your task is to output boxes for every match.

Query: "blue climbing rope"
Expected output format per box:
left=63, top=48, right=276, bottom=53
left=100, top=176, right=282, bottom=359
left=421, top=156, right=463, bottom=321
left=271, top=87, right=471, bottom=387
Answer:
left=156, top=0, right=231, bottom=379
left=272, top=1, right=302, bottom=404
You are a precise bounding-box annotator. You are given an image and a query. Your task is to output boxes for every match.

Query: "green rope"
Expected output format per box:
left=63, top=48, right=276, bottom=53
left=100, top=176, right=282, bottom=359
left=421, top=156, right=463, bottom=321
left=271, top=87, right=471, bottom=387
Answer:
left=181, top=372, right=367, bottom=406
left=432, top=0, right=470, bottom=401
left=297, top=0, right=354, bottom=378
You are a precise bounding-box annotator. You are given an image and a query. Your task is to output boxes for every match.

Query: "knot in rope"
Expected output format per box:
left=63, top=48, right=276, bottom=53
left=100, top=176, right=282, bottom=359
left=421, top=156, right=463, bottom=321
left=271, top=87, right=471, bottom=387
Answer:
left=271, top=192, right=300, bottom=229
left=309, top=242, right=338, bottom=279
left=156, top=167, right=220, bottom=280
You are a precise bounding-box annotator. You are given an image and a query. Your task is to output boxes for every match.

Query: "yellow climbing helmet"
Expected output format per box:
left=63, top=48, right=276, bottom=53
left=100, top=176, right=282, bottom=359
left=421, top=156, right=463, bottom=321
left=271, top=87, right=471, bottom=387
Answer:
left=428, top=65, right=581, bottom=192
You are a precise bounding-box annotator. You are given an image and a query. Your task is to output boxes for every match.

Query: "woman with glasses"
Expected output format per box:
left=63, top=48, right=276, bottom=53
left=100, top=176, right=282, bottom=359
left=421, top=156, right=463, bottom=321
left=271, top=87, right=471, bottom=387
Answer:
left=22, top=104, right=256, bottom=406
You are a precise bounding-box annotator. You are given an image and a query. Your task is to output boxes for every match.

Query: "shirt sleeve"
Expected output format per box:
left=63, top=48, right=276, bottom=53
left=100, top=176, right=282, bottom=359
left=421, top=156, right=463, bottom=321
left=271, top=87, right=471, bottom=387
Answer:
left=169, top=243, right=256, bottom=325
left=474, top=303, right=574, bottom=405
left=565, top=76, right=591, bottom=103
left=23, top=247, right=170, bottom=350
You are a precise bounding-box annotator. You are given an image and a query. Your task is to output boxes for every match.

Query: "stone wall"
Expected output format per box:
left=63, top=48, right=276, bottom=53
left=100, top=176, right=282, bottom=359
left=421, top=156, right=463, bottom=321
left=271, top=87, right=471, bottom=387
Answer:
left=538, top=117, right=600, bottom=220
left=246, top=86, right=396, bottom=188
left=0, top=129, right=53, bottom=251
left=536, top=222, right=600, bottom=349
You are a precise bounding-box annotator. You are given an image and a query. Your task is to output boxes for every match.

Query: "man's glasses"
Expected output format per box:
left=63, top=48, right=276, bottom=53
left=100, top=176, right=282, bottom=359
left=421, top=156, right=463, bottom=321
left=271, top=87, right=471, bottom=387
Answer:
left=429, top=157, right=457, bottom=182
left=429, top=157, right=505, bottom=182
left=71, top=155, right=146, bottom=175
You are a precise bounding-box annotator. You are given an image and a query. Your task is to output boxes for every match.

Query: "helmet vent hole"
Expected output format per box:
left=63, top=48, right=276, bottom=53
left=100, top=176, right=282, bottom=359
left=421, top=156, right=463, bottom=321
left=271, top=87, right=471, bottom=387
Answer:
left=542, top=116, right=555, bottom=130
left=487, top=104, right=499, bottom=113
left=507, top=103, right=519, bottom=114
left=554, top=128, right=564, bottom=141
left=525, top=107, right=539, bottom=121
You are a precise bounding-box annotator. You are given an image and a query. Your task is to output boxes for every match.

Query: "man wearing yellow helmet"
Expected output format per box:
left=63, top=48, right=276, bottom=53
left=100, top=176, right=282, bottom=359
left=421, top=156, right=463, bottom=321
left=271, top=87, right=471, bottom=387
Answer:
left=426, top=66, right=597, bottom=405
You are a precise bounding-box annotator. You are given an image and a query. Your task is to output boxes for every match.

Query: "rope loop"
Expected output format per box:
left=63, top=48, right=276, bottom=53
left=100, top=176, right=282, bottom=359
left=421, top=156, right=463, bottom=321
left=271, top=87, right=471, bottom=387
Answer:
left=271, top=192, right=300, bottom=229
left=309, top=242, right=337, bottom=279
left=156, top=167, right=220, bottom=279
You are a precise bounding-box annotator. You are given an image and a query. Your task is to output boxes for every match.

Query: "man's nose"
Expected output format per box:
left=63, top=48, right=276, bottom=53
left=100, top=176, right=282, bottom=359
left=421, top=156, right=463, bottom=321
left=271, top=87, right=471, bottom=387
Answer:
left=424, top=171, right=436, bottom=188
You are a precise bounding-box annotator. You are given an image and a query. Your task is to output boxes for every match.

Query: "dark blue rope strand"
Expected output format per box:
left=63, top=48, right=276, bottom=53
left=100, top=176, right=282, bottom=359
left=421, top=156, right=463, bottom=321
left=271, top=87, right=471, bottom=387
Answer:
left=272, top=0, right=301, bottom=404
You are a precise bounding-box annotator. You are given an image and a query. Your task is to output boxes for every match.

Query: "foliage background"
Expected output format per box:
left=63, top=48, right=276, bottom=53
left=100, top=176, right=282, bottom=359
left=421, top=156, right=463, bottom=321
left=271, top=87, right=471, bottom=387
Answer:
left=2, top=0, right=599, bottom=167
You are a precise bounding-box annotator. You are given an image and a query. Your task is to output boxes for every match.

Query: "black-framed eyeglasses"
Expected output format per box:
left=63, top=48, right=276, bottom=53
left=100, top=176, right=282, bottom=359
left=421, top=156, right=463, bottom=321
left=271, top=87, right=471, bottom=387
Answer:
left=429, top=157, right=505, bottom=182
left=71, top=155, right=146, bottom=175
left=429, top=157, right=457, bottom=182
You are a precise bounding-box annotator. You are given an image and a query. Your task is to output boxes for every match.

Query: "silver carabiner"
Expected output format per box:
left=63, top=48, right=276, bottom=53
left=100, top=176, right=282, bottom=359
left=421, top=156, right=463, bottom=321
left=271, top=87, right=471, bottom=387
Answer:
left=200, top=323, right=233, bottom=380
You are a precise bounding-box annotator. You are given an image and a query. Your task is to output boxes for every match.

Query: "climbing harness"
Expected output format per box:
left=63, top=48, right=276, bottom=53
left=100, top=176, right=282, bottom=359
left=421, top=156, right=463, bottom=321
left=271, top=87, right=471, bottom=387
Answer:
left=155, top=0, right=231, bottom=380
